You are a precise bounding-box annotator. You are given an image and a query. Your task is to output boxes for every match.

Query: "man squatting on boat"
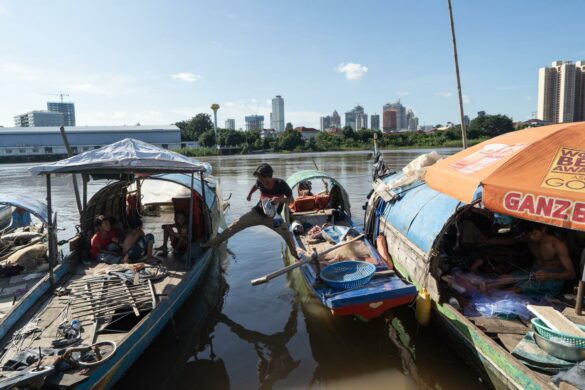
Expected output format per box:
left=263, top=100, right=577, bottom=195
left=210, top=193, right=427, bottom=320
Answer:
left=202, top=163, right=300, bottom=259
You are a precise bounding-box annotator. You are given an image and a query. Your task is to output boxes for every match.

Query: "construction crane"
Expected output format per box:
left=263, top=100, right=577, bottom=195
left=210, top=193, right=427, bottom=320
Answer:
left=42, top=92, right=70, bottom=102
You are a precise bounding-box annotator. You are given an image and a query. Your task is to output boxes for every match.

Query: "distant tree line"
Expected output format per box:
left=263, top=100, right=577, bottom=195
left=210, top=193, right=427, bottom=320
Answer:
left=174, top=113, right=515, bottom=155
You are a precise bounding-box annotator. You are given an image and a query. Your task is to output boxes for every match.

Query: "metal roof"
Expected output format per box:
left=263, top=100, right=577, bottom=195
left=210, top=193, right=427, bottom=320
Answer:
left=0, top=125, right=179, bottom=135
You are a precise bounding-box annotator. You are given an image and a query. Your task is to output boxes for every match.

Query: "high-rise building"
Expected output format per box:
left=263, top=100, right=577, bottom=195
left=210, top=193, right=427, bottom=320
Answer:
left=320, top=110, right=342, bottom=131
left=271, top=95, right=285, bottom=132
left=320, top=116, right=331, bottom=131
left=382, top=101, right=406, bottom=131
left=355, top=112, right=368, bottom=129
left=47, top=102, right=75, bottom=126
left=537, top=60, right=585, bottom=123
left=331, top=110, right=341, bottom=128
left=370, top=114, right=380, bottom=130
left=225, top=119, right=235, bottom=130
left=14, top=110, right=64, bottom=127
left=245, top=115, right=264, bottom=131
left=406, top=109, right=419, bottom=131
left=383, top=110, right=397, bottom=132
left=344, top=105, right=366, bottom=130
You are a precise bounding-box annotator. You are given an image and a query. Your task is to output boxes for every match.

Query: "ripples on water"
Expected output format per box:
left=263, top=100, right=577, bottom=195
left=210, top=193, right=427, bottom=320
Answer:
left=2, top=149, right=483, bottom=389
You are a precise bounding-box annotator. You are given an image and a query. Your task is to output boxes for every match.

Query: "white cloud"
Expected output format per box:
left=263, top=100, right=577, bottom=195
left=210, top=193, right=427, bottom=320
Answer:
left=0, top=5, right=9, bottom=16
left=224, top=101, right=236, bottom=108
left=336, top=63, right=368, bottom=80
left=436, top=91, right=453, bottom=97
left=463, top=95, right=471, bottom=104
left=171, top=72, right=201, bottom=82
left=396, top=91, right=410, bottom=96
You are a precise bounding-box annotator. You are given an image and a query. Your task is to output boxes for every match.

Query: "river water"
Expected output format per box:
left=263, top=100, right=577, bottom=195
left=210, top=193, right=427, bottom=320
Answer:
left=1, top=150, right=483, bottom=389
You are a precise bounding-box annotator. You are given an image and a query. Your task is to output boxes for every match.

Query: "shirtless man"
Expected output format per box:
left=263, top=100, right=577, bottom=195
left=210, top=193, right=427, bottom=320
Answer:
left=485, top=223, right=575, bottom=296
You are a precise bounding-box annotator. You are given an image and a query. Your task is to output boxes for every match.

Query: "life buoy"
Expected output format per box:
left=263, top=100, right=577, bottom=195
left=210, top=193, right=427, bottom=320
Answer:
left=376, top=234, right=394, bottom=270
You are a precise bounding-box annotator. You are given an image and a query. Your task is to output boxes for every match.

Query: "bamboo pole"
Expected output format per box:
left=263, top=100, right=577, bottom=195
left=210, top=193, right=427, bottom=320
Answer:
left=447, top=0, right=468, bottom=149
left=59, top=126, right=83, bottom=215
left=46, top=175, right=55, bottom=287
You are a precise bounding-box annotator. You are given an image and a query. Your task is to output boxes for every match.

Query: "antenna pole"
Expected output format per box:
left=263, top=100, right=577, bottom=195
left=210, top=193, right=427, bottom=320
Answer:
left=447, top=0, right=467, bottom=149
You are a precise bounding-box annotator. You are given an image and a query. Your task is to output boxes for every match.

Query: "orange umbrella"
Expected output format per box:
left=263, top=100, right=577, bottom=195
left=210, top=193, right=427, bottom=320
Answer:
left=424, top=122, right=585, bottom=231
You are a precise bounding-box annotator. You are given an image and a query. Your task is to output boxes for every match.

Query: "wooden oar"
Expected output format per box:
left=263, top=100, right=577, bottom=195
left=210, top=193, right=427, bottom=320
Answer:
left=251, top=234, right=365, bottom=286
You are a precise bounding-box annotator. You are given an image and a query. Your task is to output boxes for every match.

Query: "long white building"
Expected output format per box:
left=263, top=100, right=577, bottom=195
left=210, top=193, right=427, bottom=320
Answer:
left=0, top=125, right=191, bottom=160
left=537, top=60, right=585, bottom=123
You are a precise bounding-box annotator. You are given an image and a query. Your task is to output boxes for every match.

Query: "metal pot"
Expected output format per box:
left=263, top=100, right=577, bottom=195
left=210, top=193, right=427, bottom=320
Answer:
left=533, top=332, right=585, bottom=362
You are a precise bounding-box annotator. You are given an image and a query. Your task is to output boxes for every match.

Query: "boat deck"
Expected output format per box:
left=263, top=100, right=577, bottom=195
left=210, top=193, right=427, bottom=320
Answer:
left=0, top=206, right=202, bottom=386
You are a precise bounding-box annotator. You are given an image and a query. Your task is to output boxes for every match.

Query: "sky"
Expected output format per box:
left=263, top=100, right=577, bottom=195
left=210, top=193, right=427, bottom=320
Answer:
left=1, top=0, right=584, bottom=129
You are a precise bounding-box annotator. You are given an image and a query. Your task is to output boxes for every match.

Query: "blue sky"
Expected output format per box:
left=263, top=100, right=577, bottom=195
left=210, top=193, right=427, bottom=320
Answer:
left=1, top=0, right=584, bottom=129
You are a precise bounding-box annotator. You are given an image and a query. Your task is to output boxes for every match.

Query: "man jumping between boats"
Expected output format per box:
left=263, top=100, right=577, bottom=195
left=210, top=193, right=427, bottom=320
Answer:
left=202, top=163, right=300, bottom=258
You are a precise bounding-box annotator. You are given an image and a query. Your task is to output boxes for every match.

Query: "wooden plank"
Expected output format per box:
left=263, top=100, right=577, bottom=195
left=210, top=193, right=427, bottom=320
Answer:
left=469, top=317, right=529, bottom=335
left=497, top=333, right=524, bottom=352
left=122, top=281, right=140, bottom=317
left=527, top=305, right=585, bottom=337
left=147, top=280, right=157, bottom=309
left=562, top=307, right=585, bottom=326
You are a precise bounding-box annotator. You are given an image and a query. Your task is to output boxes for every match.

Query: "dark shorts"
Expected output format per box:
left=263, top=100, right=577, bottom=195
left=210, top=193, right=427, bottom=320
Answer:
left=127, top=233, right=154, bottom=262
left=511, top=268, right=565, bottom=297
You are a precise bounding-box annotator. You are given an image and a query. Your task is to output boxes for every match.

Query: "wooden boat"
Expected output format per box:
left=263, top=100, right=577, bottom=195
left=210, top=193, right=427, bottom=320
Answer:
left=364, top=124, right=585, bottom=389
left=0, top=195, right=65, bottom=334
left=278, top=170, right=416, bottom=320
left=0, top=139, right=224, bottom=389
left=0, top=206, right=11, bottom=231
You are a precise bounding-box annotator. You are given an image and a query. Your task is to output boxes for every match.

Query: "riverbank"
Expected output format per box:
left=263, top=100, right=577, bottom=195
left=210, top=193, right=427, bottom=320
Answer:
left=176, top=138, right=485, bottom=157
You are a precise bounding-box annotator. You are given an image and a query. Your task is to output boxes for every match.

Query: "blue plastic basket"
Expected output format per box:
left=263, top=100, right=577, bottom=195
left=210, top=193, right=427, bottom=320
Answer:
left=320, top=260, right=376, bottom=289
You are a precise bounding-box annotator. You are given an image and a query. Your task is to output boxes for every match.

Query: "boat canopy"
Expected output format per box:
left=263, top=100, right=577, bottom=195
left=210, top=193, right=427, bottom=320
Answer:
left=0, top=195, right=49, bottom=224
left=377, top=173, right=462, bottom=254
left=286, top=170, right=344, bottom=189
left=150, top=173, right=216, bottom=209
left=424, top=122, right=585, bottom=231
left=29, top=138, right=211, bottom=176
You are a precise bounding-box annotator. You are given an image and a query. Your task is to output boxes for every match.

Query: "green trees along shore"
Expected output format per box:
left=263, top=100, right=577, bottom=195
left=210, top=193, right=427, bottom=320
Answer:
left=175, top=113, right=516, bottom=156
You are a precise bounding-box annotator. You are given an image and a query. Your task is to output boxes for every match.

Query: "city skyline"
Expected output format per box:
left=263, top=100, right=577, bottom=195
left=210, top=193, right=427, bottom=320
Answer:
left=1, top=1, right=584, bottom=129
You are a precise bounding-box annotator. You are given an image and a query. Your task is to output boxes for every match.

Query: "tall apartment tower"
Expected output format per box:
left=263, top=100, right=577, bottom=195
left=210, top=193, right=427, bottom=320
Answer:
left=245, top=115, right=264, bottom=131
left=271, top=95, right=285, bottom=132
left=345, top=105, right=366, bottom=130
left=225, top=119, right=235, bottom=130
left=47, top=101, right=76, bottom=126
left=330, top=110, right=340, bottom=128
left=383, top=101, right=406, bottom=131
left=537, top=60, right=585, bottom=123
left=370, top=114, right=380, bottom=130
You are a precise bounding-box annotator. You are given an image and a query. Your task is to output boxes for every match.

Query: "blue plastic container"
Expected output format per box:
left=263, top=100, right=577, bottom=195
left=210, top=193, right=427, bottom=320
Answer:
left=320, top=260, right=376, bottom=289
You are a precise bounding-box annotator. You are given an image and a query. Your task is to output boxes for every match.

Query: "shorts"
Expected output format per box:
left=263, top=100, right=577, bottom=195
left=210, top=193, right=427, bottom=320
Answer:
left=511, top=268, right=565, bottom=297
left=127, top=233, right=154, bottom=262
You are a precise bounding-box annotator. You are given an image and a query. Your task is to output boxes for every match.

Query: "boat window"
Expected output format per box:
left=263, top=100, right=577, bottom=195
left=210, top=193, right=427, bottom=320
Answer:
left=44, top=147, right=53, bottom=154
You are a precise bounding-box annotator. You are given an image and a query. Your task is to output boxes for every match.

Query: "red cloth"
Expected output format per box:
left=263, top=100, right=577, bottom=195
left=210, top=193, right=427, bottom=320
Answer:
left=90, top=230, right=116, bottom=260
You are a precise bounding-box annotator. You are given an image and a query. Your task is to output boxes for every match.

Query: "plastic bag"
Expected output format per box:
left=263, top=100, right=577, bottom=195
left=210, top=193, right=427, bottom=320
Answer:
left=470, top=291, right=533, bottom=320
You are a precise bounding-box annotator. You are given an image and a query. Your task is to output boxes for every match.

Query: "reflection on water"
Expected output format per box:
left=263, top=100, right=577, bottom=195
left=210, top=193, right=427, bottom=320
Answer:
left=3, top=149, right=483, bottom=389
left=218, top=301, right=300, bottom=389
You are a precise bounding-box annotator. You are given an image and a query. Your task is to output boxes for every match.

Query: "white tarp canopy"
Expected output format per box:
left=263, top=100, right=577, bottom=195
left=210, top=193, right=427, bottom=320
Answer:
left=30, top=138, right=211, bottom=176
